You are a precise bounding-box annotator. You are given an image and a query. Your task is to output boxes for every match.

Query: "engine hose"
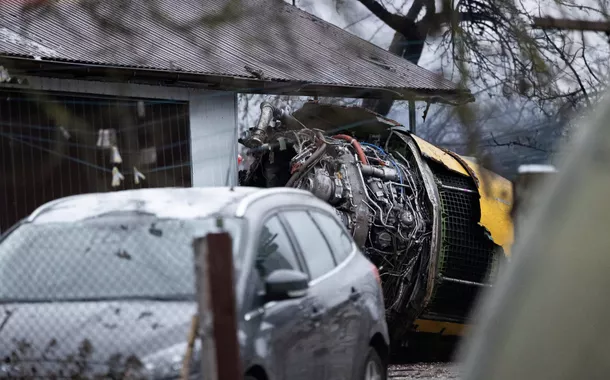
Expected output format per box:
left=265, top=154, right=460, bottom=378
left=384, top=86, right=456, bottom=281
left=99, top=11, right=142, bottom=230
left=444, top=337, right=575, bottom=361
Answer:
left=315, top=131, right=326, bottom=143
left=332, top=134, right=369, bottom=165
left=285, top=143, right=327, bottom=187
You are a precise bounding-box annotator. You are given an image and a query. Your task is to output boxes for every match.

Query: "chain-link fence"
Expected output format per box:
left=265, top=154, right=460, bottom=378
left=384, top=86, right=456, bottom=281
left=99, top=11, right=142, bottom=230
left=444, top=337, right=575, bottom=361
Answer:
left=0, top=85, right=233, bottom=378
left=0, top=215, right=195, bottom=378
left=2, top=1, right=609, bottom=379
left=0, top=196, right=244, bottom=379
left=0, top=89, right=191, bottom=233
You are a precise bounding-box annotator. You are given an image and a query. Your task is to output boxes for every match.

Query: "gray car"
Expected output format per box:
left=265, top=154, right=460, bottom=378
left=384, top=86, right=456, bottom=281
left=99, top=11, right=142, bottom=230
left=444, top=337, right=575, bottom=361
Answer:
left=0, top=186, right=389, bottom=380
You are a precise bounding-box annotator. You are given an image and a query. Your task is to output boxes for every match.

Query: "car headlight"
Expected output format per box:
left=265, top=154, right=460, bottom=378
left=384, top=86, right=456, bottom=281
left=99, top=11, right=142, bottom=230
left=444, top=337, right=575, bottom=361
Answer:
left=141, top=340, right=201, bottom=380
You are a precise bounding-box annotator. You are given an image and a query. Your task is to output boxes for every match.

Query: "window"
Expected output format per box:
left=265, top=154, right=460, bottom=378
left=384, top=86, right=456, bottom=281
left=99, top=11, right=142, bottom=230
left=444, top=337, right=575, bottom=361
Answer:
left=0, top=215, right=244, bottom=302
left=309, top=211, right=354, bottom=263
left=282, top=210, right=336, bottom=280
left=256, top=216, right=301, bottom=279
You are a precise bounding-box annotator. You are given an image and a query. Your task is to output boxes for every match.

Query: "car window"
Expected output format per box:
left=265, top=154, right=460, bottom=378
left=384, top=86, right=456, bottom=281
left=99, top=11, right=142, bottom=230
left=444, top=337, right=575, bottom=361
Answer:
left=309, top=211, right=353, bottom=263
left=0, top=215, right=244, bottom=302
left=256, top=216, right=301, bottom=279
left=282, top=210, right=336, bottom=280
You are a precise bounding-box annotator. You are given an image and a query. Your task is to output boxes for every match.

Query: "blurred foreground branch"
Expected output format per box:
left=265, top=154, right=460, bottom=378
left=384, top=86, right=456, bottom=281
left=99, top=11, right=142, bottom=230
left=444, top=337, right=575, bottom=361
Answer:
left=533, top=17, right=610, bottom=33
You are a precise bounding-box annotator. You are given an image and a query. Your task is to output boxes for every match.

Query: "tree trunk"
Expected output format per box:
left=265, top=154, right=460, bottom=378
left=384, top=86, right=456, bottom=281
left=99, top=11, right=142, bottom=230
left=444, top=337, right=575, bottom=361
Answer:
left=357, top=0, right=429, bottom=116
left=362, top=32, right=407, bottom=115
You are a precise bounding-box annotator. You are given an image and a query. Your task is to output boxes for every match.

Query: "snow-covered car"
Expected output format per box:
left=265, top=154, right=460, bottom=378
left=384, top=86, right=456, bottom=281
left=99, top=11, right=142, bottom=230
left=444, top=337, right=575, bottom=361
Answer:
left=0, top=186, right=389, bottom=380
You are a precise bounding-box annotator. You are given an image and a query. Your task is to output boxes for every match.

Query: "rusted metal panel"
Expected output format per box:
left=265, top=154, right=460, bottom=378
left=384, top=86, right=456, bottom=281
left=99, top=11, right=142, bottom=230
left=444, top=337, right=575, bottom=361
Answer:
left=0, top=0, right=460, bottom=95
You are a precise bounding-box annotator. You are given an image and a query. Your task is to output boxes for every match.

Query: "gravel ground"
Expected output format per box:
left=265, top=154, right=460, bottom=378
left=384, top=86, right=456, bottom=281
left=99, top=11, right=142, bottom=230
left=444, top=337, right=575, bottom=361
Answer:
left=389, top=363, right=460, bottom=379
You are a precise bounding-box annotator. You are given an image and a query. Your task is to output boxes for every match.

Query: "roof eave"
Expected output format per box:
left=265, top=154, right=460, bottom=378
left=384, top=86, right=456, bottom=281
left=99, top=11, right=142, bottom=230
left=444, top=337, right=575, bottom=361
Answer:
left=0, top=55, right=473, bottom=105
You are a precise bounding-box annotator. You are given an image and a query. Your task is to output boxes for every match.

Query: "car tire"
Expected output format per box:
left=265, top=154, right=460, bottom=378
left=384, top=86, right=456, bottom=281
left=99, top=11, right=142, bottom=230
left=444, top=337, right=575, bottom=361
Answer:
left=244, top=376, right=258, bottom=380
left=361, top=347, right=387, bottom=380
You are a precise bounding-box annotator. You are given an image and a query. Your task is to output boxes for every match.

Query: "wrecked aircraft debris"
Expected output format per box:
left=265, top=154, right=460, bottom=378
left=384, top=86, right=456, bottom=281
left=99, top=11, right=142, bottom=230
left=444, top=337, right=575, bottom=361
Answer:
left=238, top=101, right=514, bottom=343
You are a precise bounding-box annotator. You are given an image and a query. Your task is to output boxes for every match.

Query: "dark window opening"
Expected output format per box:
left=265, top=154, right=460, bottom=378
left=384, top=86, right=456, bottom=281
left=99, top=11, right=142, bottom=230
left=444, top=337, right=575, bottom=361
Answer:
left=0, top=89, right=191, bottom=232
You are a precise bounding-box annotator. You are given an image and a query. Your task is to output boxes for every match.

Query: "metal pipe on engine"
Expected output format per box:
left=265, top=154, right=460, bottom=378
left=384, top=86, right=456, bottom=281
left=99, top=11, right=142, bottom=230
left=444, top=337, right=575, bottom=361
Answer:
left=360, top=165, right=399, bottom=181
left=241, top=139, right=295, bottom=155
left=248, top=102, right=276, bottom=147
left=355, top=163, right=392, bottom=229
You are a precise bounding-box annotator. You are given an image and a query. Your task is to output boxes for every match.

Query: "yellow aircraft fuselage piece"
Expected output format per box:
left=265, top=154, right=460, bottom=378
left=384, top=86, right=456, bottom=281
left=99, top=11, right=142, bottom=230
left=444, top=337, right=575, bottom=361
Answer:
left=409, top=134, right=514, bottom=336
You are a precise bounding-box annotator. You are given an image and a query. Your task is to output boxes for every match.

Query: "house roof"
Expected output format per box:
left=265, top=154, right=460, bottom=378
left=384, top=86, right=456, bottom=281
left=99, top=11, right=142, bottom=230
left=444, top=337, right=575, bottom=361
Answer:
left=0, top=0, right=468, bottom=102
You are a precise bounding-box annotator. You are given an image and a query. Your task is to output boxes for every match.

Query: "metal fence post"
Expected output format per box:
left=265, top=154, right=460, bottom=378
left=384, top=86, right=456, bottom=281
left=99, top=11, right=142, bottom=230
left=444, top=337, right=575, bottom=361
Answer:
left=511, top=164, right=557, bottom=241
left=193, top=232, right=242, bottom=380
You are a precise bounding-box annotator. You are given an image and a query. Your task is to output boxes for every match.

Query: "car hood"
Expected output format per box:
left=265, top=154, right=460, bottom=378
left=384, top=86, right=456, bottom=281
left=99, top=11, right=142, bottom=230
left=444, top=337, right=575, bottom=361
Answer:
left=0, top=301, right=197, bottom=378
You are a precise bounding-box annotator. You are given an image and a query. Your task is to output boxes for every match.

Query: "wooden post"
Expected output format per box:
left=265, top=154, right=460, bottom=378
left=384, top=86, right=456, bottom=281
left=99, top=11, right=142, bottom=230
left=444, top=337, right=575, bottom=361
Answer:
left=193, top=232, right=242, bottom=380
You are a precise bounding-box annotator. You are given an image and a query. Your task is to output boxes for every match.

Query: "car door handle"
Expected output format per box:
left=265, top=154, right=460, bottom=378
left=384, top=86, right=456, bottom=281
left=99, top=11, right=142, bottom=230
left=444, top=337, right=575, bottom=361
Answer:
left=349, top=287, right=361, bottom=301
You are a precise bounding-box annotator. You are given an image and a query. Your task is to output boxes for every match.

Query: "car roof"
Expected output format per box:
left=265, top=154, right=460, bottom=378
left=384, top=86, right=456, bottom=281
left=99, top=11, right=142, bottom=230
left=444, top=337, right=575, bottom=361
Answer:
left=27, top=187, right=263, bottom=224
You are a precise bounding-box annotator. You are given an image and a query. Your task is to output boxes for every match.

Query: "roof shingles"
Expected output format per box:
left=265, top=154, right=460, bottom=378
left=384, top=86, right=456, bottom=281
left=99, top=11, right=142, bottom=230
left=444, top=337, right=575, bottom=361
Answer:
left=0, top=0, right=460, bottom=95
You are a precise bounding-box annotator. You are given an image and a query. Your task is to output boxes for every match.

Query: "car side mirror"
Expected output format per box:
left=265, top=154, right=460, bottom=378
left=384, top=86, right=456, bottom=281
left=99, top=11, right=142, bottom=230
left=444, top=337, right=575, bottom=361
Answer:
left=265, top=269, right=309, bottom=302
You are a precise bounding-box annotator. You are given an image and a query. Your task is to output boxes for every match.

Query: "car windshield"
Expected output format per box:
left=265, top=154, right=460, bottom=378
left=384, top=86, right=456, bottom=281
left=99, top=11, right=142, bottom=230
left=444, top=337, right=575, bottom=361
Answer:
left=0, top=214, right=244, bottom=302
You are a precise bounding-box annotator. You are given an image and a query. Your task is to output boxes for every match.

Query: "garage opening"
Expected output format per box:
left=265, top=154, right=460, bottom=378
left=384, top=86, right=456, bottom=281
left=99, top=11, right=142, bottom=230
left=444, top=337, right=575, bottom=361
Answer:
left=0, top=89, right=191, bottom=232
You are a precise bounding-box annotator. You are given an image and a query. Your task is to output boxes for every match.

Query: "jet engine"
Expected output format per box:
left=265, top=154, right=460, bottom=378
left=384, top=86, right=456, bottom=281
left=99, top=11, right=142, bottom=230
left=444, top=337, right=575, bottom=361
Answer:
left=238, top=101, right=514, bottom=342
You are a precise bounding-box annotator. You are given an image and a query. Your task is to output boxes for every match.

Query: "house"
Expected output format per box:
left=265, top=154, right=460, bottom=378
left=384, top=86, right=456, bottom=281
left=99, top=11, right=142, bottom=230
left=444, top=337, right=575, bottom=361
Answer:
left=0, top=0, right=468, bottom=232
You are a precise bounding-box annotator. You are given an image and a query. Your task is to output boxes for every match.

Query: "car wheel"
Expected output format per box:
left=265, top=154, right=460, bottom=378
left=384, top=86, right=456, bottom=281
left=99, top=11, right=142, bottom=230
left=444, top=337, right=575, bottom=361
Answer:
left=362, top=347, right=387, bottom=380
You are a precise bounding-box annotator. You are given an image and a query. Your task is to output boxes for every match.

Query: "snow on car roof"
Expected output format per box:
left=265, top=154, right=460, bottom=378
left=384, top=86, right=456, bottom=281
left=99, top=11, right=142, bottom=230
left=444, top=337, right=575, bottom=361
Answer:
left=28, top=187, right=261, bottom=224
